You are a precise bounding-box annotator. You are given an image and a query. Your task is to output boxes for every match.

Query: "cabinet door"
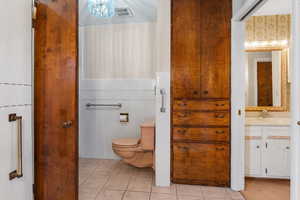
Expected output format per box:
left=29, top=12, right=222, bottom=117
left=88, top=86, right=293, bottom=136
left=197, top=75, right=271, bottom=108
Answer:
left=199, top=0, right=231, bottom=99
left=264, top=139, right=291, bottom=178
left=173, top=143, right=229, bottom=186
left=245, top=139, right=262, bottom=177
left=172, top=0, right=200, bottom=99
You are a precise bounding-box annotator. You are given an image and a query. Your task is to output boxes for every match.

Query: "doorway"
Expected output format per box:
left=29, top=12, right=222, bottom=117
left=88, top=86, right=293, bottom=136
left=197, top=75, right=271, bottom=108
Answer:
left=34, top=0, right=171, bottom=199
left=231, top=0, right=300, bottom=200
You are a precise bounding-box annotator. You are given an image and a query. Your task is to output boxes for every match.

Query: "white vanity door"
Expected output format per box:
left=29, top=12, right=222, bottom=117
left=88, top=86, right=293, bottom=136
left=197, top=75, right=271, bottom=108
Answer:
left=264, top=139, right=291, bottom=178
left=245, top=126, right=263, bottom=177
left=264, top=126, right=290, bottom=178
left=245, top=138, right=263, bottom=176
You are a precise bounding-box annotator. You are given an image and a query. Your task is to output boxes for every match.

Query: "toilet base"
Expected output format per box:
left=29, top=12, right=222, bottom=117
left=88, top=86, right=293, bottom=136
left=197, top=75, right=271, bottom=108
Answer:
left=113, top=149, right=153, bottom=168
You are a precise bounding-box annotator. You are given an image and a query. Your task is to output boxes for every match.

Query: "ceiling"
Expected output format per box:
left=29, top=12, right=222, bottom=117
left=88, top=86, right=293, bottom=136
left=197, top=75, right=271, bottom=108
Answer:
left=79, top=0, right=157, bottom=26
left=253, top=0, right=292, bottom=16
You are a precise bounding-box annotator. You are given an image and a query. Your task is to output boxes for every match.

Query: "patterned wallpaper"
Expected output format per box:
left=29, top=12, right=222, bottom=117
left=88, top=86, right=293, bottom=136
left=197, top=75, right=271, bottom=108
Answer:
left=81, top=22, right=156, bottom=79
left=246, top=15, right=291, bottom=42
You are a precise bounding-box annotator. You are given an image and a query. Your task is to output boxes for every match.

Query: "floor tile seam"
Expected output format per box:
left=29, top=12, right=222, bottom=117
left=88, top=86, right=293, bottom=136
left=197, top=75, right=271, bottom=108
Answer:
left=93, top=170, right=115, bottom=199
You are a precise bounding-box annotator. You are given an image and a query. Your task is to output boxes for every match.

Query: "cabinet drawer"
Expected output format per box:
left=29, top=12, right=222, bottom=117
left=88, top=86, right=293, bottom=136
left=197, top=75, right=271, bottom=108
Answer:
left=173, top=100, right=229, bottom=111
left=173, top=143, right=230, bottom=186
left=173, top=111, right=229, bottom=126
left=173, top=127, right=229, bottom=142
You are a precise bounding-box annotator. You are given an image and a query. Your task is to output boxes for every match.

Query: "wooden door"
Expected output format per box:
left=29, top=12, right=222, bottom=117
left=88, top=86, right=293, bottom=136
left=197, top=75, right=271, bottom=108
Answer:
left=34, top=0, right=78, bottom=199
left=171, top=0, right=231, bottom=186
left=257, top=62, right=273, bottom=106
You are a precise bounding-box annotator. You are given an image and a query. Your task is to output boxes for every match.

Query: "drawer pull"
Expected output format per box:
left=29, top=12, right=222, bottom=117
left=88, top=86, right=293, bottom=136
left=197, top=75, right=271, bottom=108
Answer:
left=286, top=146, right=290, bottom=150
left=179, top=146, right=189, bottom=152
left=203, top=90, right=209, bottom=95
left=178, top=113, right=188, bottom=118
left=193, top=91, right=199, bottom=95
left=216, top=130, right=225, bottom=134
left=178, top=102, right=187, bottom=107
left=216, top=147, right=225, bottom=151
left=215, top=114, right=225, bottom=118
left=256, top=145, right=260, bottom=149
left=215, top=103, right=225, bottom=107
left=177, top=129, right=187, bottom=134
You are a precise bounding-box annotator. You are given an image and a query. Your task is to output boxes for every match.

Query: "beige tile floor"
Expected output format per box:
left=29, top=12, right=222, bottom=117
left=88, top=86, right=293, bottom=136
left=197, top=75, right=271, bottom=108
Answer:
left=79, top=158, right=245, bottom=200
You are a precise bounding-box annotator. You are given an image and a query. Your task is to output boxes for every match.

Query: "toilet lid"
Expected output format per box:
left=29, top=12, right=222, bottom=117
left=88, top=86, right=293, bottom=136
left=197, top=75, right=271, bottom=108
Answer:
left=112, top=138, right=140, bottom=147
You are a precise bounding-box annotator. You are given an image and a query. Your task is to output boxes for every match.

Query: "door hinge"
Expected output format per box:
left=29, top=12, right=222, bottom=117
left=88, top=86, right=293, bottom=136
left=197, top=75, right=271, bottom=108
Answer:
left=265, top=168, right=268, bottom=174
left=32, top=0, right=37, bottom=28
left=33, top=184, right=35, bottom=195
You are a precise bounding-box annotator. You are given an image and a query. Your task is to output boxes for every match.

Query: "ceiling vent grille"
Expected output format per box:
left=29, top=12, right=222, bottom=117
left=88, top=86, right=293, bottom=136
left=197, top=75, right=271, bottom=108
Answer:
left=115, top=8, right=134, bottom=17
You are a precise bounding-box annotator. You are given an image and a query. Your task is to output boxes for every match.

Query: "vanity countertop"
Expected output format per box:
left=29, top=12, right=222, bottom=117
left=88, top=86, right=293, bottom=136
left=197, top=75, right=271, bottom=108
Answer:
left=246, top=117, right=291, bottom=126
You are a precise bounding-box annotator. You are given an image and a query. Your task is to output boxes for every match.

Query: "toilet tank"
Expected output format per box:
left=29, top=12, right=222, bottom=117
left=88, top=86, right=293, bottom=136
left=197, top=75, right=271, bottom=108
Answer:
left=140, top=121, right=155, bottom=151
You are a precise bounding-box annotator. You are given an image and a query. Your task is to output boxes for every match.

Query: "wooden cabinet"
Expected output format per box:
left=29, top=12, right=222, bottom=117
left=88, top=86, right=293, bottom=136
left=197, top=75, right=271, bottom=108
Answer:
left=245, top=126, right=290, bottom=179
left=171, top=0, right=231, bottom=186
left=173, top=143, right=229, bottom=186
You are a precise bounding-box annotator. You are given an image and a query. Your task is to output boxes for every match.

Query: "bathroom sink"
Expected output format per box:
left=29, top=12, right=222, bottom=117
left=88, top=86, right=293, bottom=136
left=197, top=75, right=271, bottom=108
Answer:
left=246, top=117, right=291, bottom=126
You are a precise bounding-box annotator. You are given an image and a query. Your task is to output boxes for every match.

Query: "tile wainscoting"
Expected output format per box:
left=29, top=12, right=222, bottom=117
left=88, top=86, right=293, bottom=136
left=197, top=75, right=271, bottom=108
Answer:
left=79, top=80, right=156, bottom=159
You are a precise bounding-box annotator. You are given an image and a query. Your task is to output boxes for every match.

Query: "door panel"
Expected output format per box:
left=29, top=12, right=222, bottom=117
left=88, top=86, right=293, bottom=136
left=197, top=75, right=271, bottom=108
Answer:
left=257, top=62, right=273, bottom=106
left=245, top=139, right=262, bottom=176
left=199, top=0, right=231, bottom=99
left=34, top=0, right=78, bottom=200
left=173, top=143, right=229, bottom=186
left=172, top=0, right=200, bottom=99
left=264, top=139, right=290, bottom=177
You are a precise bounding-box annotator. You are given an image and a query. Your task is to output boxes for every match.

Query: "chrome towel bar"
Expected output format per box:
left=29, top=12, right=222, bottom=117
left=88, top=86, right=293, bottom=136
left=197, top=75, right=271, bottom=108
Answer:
left=86, top=103, right=122, bottom=108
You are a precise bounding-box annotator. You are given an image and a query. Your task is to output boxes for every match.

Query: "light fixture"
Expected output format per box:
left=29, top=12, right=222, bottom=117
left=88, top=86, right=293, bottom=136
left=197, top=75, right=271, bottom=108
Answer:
left=244, top=40, right=289, bottom=49
left=88, top=0, right=115, bottom=18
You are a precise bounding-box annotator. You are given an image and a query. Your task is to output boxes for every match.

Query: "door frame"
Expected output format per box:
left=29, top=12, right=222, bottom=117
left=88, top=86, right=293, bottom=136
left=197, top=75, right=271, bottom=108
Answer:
left=231, top=1, right=300, bottom=200
left=290, top=0, right=300, bottom=199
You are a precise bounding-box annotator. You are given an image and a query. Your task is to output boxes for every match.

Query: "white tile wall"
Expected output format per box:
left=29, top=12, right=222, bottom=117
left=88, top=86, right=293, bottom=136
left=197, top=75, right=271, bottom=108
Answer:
left=0, top=0, right=33, bottom=199
left=79, top=80, right=155, bottom=159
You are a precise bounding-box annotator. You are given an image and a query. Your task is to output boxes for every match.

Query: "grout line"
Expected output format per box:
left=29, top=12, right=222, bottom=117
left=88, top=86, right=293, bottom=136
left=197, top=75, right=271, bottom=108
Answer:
left=0, top=104, right=32, bottom=109
left=0, top=82, right=32, bottom=86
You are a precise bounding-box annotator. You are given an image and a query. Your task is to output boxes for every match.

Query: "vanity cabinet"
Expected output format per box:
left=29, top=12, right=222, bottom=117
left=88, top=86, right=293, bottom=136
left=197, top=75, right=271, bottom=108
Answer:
left=171, top=0, right=231, bottom=186
left=245, top=126, right=291, bottom=179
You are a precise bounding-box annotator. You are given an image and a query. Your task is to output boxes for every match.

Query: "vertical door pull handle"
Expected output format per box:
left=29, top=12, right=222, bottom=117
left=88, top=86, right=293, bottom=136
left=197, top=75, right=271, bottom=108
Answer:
left=8, top=114, right=23, bottom=180
left=160, top=89, right=166, bottom=113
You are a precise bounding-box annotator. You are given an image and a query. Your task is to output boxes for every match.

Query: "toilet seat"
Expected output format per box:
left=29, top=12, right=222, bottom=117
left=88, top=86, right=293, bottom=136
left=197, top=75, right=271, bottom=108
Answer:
left=112, top=138, right=140, bottom=148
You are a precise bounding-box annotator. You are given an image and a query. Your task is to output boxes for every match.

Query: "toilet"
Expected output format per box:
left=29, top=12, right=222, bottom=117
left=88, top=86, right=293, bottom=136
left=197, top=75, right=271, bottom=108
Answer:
left=112, top=121, right=155, bottom=168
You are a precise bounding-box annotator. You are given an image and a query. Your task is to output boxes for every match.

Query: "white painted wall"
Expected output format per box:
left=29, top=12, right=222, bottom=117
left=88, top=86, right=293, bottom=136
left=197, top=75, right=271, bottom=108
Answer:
left=0, top=0, right=33, bottom=199
left=155, top=72, right=170, bottom=186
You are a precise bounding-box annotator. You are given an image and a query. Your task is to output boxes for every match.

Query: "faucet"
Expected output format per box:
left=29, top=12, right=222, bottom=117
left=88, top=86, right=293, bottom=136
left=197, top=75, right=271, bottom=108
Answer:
left=260, top=109, right=269, bottom=118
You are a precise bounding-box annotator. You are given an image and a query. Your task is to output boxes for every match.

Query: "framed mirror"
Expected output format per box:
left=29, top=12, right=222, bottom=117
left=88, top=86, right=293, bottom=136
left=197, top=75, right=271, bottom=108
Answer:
left=245, top=48, right=289, bottom=112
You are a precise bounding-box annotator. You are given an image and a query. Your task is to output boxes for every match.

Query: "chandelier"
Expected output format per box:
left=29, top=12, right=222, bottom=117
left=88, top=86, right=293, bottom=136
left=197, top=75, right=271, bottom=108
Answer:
left=88, top=0, right=115, bottom=18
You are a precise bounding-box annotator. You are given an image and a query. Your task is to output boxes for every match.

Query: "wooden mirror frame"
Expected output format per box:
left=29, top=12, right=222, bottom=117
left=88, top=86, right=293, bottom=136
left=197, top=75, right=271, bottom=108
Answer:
left=245, top=47, right=289, bottom=112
